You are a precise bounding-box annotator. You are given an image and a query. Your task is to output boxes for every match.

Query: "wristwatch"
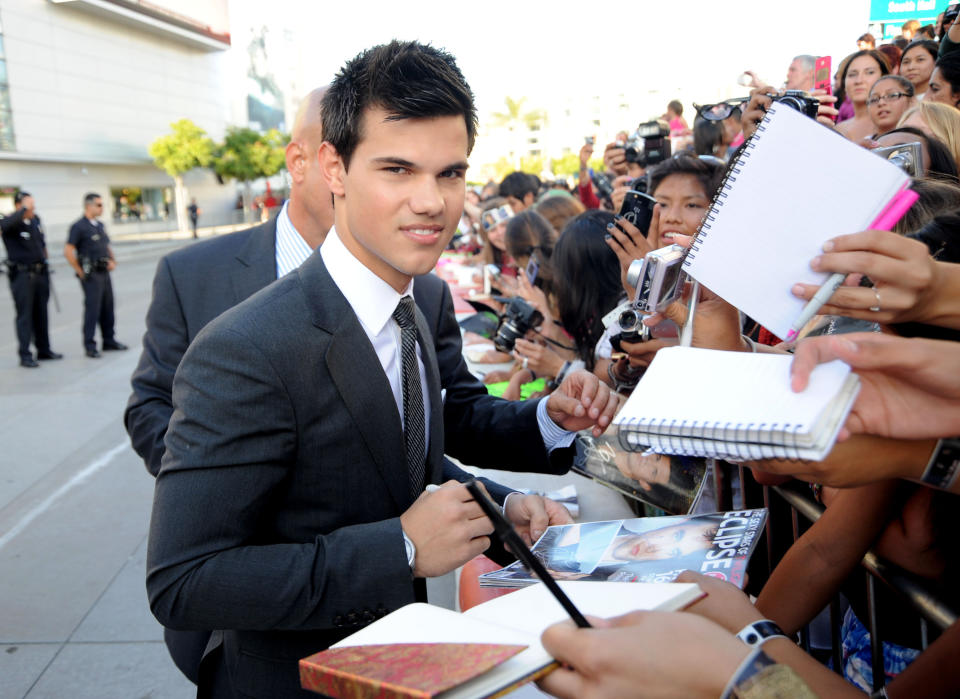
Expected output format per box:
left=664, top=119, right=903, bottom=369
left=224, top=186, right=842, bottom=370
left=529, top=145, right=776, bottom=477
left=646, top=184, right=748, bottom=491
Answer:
left=921, top=438, right=960, bottom=491
left=735, top=619, right=789, bottom=647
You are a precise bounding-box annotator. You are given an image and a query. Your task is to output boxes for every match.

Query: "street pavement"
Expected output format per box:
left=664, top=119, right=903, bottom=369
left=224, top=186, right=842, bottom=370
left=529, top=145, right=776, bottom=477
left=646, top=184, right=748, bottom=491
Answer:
left=0, top=239, right=633, bottom=699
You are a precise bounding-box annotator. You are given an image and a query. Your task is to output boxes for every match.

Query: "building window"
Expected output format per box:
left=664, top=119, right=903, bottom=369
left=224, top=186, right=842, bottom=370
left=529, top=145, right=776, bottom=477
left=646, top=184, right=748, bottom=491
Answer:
left=110, top=186, right=173, bottom=223
left=0, top=15, right=15, bottom=151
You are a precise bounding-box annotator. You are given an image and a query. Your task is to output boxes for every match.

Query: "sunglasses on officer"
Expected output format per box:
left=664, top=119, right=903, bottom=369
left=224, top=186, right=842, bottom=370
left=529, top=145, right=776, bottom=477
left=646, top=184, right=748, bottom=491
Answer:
left=693, top=97, right=750, bottom=121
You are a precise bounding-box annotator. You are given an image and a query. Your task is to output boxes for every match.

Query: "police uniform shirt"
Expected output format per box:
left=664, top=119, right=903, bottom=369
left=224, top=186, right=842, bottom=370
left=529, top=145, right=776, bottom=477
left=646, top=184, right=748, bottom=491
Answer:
left=67, top=217, right=111, bottom=260
left=1, top=210, right=46, bottom=264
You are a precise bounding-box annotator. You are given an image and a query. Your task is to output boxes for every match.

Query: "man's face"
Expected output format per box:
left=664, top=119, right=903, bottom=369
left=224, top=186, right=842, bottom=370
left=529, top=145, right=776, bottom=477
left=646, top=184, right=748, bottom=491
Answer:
left=785, top=59, right=813, bottom=90
left=325, top=107, right=468, bottom=291
left=86, top=198, right=103, bottom=217
left=504, top=193, right=532, bottom=213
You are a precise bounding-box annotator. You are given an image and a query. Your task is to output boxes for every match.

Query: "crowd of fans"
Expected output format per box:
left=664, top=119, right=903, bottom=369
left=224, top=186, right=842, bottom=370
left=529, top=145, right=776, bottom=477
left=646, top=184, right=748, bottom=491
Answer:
left=442, top=11, right=960, bottom=698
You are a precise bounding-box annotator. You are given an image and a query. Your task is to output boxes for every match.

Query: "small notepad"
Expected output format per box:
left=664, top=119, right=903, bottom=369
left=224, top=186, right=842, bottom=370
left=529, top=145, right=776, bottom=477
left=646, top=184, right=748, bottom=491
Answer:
left=612, top=346, right=860, bottom=461
left=682, top=103, right=910, bottom=340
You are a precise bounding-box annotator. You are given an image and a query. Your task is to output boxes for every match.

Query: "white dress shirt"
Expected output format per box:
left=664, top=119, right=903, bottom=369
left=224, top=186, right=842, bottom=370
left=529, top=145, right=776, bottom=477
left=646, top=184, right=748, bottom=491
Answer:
left=320, top=227, right=431, bottom=443
left=275, top=201, right=315, bottom=277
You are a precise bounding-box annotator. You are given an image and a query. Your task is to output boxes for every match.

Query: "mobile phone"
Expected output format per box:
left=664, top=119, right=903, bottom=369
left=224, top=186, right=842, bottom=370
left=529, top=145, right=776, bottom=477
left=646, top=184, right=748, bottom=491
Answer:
left=585, top=136, right=595, bottom=145
left=525, top=254, right=539, bottom=285
left=814, top=56, right=832, bottom=96
left=618, top=189, right=657, bottom=237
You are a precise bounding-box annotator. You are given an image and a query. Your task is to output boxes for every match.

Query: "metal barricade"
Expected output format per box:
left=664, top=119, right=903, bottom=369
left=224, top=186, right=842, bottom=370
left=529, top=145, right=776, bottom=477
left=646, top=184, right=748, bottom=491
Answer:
left=727, top=466, right=958, bottom=692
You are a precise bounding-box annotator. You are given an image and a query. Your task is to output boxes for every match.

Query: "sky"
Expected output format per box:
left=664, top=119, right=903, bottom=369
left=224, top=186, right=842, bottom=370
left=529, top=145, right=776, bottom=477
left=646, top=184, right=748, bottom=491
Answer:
left=281, top=0, right=869, bottom=122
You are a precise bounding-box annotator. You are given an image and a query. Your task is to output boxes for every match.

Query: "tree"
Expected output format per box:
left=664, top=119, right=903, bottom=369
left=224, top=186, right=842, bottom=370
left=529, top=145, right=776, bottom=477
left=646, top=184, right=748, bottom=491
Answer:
left=489, top=97, right=547, bottom=169
left=519, top=154, right=546, bottom=177
left=212, top=127, right=288, bottom=221
left=148, top=119, right=215, bottom=234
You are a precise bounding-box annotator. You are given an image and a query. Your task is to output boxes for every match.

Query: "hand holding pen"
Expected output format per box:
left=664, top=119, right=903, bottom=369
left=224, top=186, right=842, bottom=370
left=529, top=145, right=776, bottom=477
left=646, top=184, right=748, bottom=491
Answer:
left=785, top=188, right=919, bottom=340
left=787, top=230, right=942, bottom=328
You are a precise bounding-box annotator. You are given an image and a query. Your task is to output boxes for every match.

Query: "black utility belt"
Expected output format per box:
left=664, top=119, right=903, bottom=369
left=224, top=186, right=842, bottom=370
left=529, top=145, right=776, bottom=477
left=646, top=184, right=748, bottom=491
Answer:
left=4, top=260, right=46, bottom=273
left=81, top=257, right=110, bottom=272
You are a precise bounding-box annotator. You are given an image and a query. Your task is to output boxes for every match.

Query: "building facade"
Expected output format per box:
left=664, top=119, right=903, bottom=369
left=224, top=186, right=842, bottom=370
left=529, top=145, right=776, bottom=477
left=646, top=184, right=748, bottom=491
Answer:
left=0, top=0, right=236, bottom=239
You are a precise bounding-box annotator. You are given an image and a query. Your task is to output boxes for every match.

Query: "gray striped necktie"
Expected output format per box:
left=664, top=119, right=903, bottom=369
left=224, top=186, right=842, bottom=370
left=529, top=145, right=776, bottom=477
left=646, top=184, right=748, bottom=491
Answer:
left=392, top=296, right=426, bottom=496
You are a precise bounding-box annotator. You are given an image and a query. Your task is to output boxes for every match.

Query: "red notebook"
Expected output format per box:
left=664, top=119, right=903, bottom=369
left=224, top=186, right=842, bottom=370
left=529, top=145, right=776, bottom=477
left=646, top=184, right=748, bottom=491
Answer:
left=299, top=642, right=528, bottom=699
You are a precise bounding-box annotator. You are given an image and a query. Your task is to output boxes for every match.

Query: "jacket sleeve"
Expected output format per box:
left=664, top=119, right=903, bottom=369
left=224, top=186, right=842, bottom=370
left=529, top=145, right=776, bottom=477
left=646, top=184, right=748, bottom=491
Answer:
left=124, top=257, right=189, bottom=476
left=433, top=281, right=570, bottom=475
left=147, top=324, right=415, bottom=632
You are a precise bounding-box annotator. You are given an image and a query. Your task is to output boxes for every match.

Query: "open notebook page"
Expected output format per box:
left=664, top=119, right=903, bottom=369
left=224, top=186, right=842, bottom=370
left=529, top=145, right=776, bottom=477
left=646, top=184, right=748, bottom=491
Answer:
left=683, top=103, right=908, bottom=339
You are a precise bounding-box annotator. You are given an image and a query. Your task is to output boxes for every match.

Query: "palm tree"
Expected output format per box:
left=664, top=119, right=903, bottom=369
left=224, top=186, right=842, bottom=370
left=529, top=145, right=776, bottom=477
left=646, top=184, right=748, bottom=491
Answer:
left=490, top=97, right=547, bottom=169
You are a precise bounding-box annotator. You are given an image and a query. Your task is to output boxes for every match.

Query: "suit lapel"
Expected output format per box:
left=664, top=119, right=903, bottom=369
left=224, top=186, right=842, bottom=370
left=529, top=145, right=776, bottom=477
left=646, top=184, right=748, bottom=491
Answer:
left=300, top=253, right=411, bottom=512
left=231, top=218, right=279, bottom=304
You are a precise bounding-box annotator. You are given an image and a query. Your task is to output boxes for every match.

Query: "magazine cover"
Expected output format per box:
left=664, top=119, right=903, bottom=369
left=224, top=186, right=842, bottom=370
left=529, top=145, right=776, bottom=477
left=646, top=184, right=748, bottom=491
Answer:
left=479, top=509, right=767, bottom=589
left=573, top=431, right=708, bottom=515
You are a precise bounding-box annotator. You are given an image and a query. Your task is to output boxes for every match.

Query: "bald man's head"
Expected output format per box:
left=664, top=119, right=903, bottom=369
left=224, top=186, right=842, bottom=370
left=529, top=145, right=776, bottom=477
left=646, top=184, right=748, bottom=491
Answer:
left=291, top=87, right=326, bottom=145
left=285, top=86, right=333, bottom=247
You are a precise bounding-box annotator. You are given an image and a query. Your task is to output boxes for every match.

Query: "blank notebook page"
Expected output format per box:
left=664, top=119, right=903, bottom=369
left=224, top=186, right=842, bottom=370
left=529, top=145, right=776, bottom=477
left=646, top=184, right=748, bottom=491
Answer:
left=683, top=103, right=908, bottom=339
left=612, top=346, right=853, bottom=434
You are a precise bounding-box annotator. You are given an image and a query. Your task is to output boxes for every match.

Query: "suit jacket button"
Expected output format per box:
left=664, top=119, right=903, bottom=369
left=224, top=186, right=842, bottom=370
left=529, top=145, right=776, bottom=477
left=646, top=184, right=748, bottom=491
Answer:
left=346, top=612, right=359, bottom=625
left=362, top=610, right=375, bottom=623
left=333, top=615, right=344, bottom=627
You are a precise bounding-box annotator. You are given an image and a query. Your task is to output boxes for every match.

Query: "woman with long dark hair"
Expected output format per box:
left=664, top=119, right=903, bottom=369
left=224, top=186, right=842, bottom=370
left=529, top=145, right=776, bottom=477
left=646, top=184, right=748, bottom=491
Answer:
left=552, top=210, right=624, bottom=370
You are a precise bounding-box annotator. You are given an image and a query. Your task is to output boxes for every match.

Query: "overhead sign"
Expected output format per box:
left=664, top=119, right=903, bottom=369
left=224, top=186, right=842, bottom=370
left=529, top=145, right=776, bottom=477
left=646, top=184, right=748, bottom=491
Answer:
left=870, top=0, right=953, bottom=22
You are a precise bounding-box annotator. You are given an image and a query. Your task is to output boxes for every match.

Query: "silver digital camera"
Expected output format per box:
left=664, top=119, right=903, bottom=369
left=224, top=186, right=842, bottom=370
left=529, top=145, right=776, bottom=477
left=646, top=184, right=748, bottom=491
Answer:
left=625, top=244, right=687, bottom=314
left=873, top=141, right=923, bottom=178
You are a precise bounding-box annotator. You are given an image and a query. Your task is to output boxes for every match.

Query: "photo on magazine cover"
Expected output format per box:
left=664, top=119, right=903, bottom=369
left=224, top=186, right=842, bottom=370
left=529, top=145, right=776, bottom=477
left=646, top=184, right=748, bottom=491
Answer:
left=573, top=432, right=708, bottom=514
left=480, top=509, right=767, bottom=589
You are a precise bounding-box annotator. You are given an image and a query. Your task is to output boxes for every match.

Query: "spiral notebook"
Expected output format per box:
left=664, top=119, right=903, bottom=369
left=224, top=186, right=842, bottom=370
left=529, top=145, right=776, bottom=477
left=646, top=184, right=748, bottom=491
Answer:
left=682, top=102, right=910, bottom=340
left=612, top=346, right=860, bottom=461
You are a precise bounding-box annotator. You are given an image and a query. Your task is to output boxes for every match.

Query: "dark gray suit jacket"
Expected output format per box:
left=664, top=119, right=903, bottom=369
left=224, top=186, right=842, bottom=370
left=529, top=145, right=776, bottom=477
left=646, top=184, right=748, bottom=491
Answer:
left=147, top=249, right=569, bottom=698
left=125, top=219, right=278, bottom=475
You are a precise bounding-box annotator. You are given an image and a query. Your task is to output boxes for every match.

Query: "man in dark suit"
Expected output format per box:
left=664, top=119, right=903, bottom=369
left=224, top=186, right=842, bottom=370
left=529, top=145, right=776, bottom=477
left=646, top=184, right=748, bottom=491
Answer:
left=147, top=42, right=617, bottom=697
left=127, top=87, right=571, bottom=685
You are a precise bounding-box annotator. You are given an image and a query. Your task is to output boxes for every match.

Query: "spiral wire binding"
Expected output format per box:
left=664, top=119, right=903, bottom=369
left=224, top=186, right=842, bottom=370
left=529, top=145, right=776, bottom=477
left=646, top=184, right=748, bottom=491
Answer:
left=617, top=413, right=805, bottom=461
left=681, top=104, right=780, bottom=271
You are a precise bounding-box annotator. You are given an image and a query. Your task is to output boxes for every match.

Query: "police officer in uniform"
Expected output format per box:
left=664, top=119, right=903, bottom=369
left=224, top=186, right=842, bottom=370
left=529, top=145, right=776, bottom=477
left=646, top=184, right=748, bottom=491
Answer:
left=64, top=192, right=127, bottom=358
left=1, top=191, right=61, bottom=367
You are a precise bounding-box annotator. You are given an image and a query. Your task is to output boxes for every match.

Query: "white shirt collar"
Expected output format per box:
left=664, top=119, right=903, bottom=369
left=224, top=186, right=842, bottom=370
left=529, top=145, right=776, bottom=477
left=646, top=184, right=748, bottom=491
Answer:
left=320, top=225, right=414, bottom=336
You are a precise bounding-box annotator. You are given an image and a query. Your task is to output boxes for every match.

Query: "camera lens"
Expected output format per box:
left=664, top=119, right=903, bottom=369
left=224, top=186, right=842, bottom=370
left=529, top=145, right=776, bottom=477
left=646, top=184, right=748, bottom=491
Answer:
left=494, top=320, right=522, bottom=353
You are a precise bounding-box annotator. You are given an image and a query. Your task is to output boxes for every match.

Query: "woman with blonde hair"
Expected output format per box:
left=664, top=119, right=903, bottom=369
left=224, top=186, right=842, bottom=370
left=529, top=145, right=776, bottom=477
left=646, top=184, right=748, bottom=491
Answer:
left=898, top=100, right=960, bottom=168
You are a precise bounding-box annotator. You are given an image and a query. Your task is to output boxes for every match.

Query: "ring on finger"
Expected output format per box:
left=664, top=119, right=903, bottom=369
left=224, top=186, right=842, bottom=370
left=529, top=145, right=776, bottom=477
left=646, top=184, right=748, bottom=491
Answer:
left=522, top=356, right=529, bottom=370
left=869, top=287, right=881, bottom=313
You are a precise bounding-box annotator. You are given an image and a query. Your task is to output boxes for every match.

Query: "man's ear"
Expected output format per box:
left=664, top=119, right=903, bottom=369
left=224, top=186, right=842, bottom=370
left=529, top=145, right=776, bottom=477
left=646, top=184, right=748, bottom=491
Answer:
left=285, top=141, right=305, bottom=185
left=318, top=141, right=346, bottom=197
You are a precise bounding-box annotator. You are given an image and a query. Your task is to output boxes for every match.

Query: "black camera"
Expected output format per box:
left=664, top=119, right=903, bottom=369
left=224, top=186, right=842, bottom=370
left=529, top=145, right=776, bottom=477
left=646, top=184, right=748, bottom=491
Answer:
left=493, top=296, right=544, bottom=352
left=591, top=171, right=615, bottom=202
left=771, top=90, right=819, bottom=119
left=624, top=120, right=671, bottom=167
left=615, top=308, right=652, bottom=344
